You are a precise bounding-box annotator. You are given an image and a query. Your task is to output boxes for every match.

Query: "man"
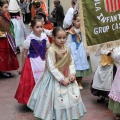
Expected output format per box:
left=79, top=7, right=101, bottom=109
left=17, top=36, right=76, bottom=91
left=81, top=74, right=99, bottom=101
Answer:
left=63, top=0, right=77, bottom=29
left=53, top=0, right=64, bottom=27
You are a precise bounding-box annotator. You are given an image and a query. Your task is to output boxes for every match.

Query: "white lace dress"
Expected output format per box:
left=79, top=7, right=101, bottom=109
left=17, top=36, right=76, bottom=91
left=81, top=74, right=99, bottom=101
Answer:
left=27, top=45, right=86, bottom=120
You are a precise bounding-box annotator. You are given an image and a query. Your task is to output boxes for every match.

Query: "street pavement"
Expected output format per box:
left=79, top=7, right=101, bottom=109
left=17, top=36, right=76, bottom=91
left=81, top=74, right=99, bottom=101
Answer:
left=0, top=60, right=115, bottom=120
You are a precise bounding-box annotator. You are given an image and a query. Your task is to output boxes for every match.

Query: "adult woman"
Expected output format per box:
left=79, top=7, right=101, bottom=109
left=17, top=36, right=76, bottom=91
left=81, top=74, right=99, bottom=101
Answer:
left=0, top=0, right=19, bottom=78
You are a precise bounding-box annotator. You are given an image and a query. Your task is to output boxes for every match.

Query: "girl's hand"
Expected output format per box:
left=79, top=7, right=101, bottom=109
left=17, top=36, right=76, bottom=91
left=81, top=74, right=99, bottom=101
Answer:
left=69, top=75, right=76, bottom=83
left=60, top=79, right=70, bottom=86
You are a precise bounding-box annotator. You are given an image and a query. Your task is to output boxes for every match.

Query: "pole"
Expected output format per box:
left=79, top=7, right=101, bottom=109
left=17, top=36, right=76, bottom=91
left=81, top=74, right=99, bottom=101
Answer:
left=48, top=0, right=50, bottom=16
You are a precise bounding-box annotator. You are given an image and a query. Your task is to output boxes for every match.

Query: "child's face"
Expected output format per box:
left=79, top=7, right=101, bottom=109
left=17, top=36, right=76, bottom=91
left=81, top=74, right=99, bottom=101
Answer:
left=32, top=21, right=43, bottom=37
left=54, top=30, right=66, bottom=48
left=73, top=16, right=80, bottom=29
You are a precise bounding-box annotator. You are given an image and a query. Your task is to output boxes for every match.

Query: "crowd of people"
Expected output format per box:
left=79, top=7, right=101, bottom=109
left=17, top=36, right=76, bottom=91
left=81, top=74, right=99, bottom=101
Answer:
left=0, top=0, right=120, bottom=120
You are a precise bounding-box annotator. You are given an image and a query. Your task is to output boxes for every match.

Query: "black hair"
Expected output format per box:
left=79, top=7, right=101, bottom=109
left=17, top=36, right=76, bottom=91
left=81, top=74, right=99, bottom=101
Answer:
left=33, top=15, right=43, bottom=20
left=36, top=8, right=46, bottom=22
left=54, top=0, right=60, bottom=6
left=20, top=0, right=24, bottom=3
left=73, top=14, right=79, bottom=20
left=31, top=15, right=43, bottom=28
left=72, top=1, right=76, bottom=6
left=0, top=0, right=8, bottom=7
left=52, top=27, right=65, bottom=37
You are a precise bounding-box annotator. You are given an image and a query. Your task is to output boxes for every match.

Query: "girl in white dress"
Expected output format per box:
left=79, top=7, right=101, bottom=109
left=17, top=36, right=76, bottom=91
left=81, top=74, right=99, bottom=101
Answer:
left=27, top=27, right=86, bottom=120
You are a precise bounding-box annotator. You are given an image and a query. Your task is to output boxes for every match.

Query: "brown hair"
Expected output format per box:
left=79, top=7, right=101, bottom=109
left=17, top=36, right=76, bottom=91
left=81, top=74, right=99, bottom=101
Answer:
left=73, top=14, right=79, bottom=20
left=52, top=27, right=65, bottom=37
left=0, top=0, right=8, bottom=7
left=31, top=15, right=43, bottom=28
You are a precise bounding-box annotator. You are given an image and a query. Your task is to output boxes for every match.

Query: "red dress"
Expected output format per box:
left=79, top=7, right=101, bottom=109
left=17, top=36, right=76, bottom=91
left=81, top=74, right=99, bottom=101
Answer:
left=14, top=35, right=47, bottom=105
left=0, top=12, right=19, bottom=71
left=0, top=38, right=19, bottom=71
left=14, top=58, right=35, bottom=105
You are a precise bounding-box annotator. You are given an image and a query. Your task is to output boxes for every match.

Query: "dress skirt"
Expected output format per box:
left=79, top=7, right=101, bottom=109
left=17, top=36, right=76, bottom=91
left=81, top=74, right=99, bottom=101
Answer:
left=108, top=66, right=120, bottom=114
left=108, top=99, right=120, bottom=114
left=91, top=65, right=117, bottom=98
left=0, top=37, right=19, bottom=71
left=11, top=18, right=26, bottom=47
left=27, top=71, right=86, bottom=120
left=76, top=59, right=92, bottom=77
left=14, top=58, right=35, bottom=105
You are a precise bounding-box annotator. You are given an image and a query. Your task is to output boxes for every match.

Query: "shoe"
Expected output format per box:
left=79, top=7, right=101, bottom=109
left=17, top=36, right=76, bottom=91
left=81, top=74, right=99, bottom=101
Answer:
left=5, top=72, right=11, bottom=75
left=115, top=114, right=120, bottom=120
left=105, top=98, right=109, bottom=106
left=16, top=47, right=20, bottom=54
left=97, top=97, right=105, bottom=103
left=78, top=82, right=83, bottom=90
left=0, top=72, right=13, bottom=78
left=116, top=116, right=120, bottom=120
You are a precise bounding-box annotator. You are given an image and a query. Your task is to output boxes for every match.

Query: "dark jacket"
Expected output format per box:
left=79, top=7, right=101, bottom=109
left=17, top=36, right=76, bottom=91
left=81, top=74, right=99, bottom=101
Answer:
left=55, top=4, right=64, bottom=21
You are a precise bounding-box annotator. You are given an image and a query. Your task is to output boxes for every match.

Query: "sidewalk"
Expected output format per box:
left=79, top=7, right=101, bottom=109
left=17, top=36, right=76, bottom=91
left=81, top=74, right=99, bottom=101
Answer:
left=0, top=72, right=115, bottom=120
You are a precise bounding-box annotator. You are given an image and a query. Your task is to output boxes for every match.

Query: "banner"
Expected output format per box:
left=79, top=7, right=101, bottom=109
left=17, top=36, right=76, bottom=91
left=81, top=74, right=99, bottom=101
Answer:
left=79, top=0, right=120, bottom=46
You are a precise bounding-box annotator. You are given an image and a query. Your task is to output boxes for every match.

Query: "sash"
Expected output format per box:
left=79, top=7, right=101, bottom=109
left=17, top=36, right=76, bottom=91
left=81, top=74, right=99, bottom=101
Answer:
left=6, top=33, right=17, bottom=54
left=50, top=44, right=72, bottom=76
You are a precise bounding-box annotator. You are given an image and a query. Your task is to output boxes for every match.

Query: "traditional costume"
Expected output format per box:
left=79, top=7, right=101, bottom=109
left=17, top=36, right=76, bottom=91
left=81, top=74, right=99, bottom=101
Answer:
left=27, top=43, right=86, bottom=119
left=0, top=10, right=19, bottom=77
left=8, top=0, right=26, bottom=50
left=91, top=45, right=116, bottom=102
left=66, top=27, right=92, bottom=89
left=108, top=47, right=120, bottom=115
left=14, top=32, right=49, bottom=105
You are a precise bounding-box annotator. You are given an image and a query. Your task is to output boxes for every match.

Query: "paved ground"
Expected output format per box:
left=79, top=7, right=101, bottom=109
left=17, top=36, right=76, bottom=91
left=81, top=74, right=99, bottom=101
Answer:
left=0, top=68, right=115, bottom=120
